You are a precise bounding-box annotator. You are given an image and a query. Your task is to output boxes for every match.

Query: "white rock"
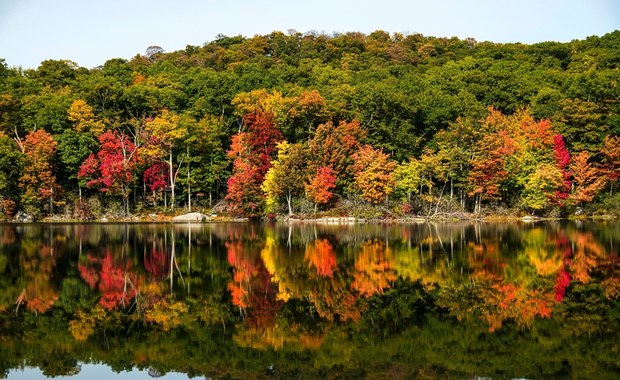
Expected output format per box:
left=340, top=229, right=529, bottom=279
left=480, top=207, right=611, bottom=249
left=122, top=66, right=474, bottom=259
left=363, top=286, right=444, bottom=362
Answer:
left=172, top=212, right=209, bottom=222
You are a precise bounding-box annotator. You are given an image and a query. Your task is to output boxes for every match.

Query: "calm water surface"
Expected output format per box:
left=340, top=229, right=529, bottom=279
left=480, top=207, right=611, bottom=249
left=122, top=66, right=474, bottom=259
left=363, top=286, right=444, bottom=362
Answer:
left=0, top=221, right=618, bottom=379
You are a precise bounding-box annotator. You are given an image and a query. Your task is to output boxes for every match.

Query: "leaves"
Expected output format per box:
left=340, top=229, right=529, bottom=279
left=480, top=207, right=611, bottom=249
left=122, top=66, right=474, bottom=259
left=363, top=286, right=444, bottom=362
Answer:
left=226, top=111, right=283, bottom=217
left=18, top=130, right=59, bottom=217
left=351, top=145, right=397, bottom=204
left=308, top=119, right=366, bottom=191
left=570, top=151, right=607, bottom=205
left=305, top=166, right=337, bottom=206
left=68, top=99, right=105, bottom=136
left=261, top=141, right=309, bottom=214
left=77, top=131, right=139, bottom=214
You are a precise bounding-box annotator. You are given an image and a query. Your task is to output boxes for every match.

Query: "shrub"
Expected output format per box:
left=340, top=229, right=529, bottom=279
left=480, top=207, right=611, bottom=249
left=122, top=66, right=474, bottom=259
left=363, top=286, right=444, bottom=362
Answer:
left=0, top=199, right=16, bottom=220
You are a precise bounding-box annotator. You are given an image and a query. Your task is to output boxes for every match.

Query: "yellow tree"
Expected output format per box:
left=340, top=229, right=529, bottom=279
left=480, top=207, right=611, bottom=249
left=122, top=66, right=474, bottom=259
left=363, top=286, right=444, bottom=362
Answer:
left=394, top=158, right=424, bottom=205
left=145, top=110, right=188, bottom=211
left=520, top=163, right=565, bottom=212
left=231, top=89, right=291, bottom=129
left=67, top=99, right=105, bottom=135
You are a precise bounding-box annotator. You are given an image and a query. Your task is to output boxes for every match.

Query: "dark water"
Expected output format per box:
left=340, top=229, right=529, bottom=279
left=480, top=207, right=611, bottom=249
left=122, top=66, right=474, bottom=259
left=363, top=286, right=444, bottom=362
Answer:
left=0, top=221, right=618, bottom=379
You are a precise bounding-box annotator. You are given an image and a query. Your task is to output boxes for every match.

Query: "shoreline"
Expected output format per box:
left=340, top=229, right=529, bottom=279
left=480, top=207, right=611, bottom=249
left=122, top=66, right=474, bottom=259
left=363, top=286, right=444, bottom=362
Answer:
left=3, top=212, right=617, bottom=224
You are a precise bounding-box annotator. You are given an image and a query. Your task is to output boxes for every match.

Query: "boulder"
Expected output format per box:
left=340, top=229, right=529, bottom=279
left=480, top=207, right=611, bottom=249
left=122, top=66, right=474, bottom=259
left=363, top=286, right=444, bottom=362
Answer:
left=14, top=211, right=33, bottom=222
left=172, top=212, right=209, bottom=222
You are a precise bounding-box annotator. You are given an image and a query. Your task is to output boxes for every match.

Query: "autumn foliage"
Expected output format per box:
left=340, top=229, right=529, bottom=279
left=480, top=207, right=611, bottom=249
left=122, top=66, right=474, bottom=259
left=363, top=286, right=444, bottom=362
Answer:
left=352, top=145, right=397, bottom=204
left=226, top=111, right=283, bottom=217
left=570, top=151, right=607, bottom=205
left=18, top=130, right=60, bottom=216
left=78, top=130, right=139, bottom=214
left=305, top=166, right=337, bottom=207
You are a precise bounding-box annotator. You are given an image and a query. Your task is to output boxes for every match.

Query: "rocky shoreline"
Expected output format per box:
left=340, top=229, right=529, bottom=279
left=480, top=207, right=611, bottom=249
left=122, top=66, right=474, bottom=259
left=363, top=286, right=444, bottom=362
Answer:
left=3, top=211, right=612, bottom=224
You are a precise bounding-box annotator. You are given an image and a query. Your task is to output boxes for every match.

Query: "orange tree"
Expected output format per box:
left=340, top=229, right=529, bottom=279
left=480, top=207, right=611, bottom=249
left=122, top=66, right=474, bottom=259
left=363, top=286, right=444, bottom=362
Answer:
left=18, top=130, right=60, bottom=218
left=351, top=145, right=397, bottom=204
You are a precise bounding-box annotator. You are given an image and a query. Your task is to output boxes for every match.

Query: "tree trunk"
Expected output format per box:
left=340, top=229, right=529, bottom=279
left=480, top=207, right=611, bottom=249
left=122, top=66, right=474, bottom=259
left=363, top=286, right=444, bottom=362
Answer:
left=433, top=182, right=447, bottom=216
left=187, top=146, right=191, bottom=212
left=169, top=150, right=175, bottom=211
left=287, top=191, right=292, bottom=216
left=427, top=184, right=433, bottom=216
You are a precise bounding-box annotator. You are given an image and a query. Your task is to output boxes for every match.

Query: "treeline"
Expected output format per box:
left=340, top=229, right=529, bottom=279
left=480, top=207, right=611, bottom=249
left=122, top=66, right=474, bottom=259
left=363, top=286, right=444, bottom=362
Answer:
left=0, top=30, right=618, bottom=219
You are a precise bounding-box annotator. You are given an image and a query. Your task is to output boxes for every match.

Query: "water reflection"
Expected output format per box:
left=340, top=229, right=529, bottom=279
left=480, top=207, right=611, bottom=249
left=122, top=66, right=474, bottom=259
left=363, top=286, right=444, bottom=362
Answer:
left=0, top=221, right=618, bottom=378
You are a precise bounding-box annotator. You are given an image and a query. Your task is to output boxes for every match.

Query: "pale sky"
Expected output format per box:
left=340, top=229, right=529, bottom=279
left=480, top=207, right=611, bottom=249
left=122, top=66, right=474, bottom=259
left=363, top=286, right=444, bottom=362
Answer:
left=0, top=0, right=618, bottom=69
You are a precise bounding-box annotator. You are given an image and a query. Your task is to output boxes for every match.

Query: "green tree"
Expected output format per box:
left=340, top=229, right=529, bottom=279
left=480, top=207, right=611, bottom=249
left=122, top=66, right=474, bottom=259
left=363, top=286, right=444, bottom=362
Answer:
left=34, top=59, right=79, bottom=89
left=520, top=163, right=565, bottom=212
left=554, top=98, right=607, bottom=153
left=56, top=129, right=98, bottom=200
left=181, top=114, right=229, bottom=208
left=261, top=141, right=309, bottom=215
left=0, top=132, right=22, bottom=218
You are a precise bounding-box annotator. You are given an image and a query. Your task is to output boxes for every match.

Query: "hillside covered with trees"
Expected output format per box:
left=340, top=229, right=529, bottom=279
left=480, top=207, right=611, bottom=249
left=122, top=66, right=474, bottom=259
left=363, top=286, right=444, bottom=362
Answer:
left=0, top=30, right=618, bottom=220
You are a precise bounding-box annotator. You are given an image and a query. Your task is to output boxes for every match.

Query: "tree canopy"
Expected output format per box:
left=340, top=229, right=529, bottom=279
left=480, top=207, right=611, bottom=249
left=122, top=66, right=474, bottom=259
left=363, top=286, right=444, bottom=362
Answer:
left=0, top=29, right=618, bottom=219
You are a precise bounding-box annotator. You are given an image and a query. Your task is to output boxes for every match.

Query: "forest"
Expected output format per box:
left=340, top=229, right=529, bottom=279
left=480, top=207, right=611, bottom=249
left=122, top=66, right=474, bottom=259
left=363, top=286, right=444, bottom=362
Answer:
left=0, top=29, right=619, bottom=220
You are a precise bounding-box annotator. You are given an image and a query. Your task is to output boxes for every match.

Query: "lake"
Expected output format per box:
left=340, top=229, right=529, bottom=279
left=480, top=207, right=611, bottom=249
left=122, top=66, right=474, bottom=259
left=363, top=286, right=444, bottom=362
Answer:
left=0, top=221, right=618, bottom=379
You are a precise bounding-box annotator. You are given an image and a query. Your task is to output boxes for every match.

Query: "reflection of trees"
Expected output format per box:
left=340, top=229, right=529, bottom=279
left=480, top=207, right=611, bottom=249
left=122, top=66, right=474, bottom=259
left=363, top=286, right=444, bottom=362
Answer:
left=305, top=239, right=337, bottom=278
left=257, top=230, right=366, bottom=322
left=0, top=222, right=617, bottom=342
left=569, top=229, right=609, bottom=283
left=436, top=222, right=619, bottom=332
left=234, top=320, right=324, bottom=351
left=17, top=230, right=62, bottom=314
left=1, top=305, right=617, bottom=379
left=0, top=221, right=618, bottom=379
left=352, top=240, right=396, bottom=297
left=78, top=250, right=139, bottom=309
left=226, top=238, right=282, bottom=327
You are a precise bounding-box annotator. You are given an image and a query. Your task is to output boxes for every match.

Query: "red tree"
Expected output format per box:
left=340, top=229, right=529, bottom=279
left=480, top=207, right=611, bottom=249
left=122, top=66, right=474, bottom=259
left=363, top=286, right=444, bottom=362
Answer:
left=305, top=166, right=337, bottom=212
left=468, top=130, right=516, bottom=213
left=143, top=161, right=169, bottom=206
left=553, top=134, right=571, bottom=203
left=78, top=131, right=140, bottom=215
left=225, top=111, right=282, bottom=217
left=308, top=119, right=366, bottom=191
